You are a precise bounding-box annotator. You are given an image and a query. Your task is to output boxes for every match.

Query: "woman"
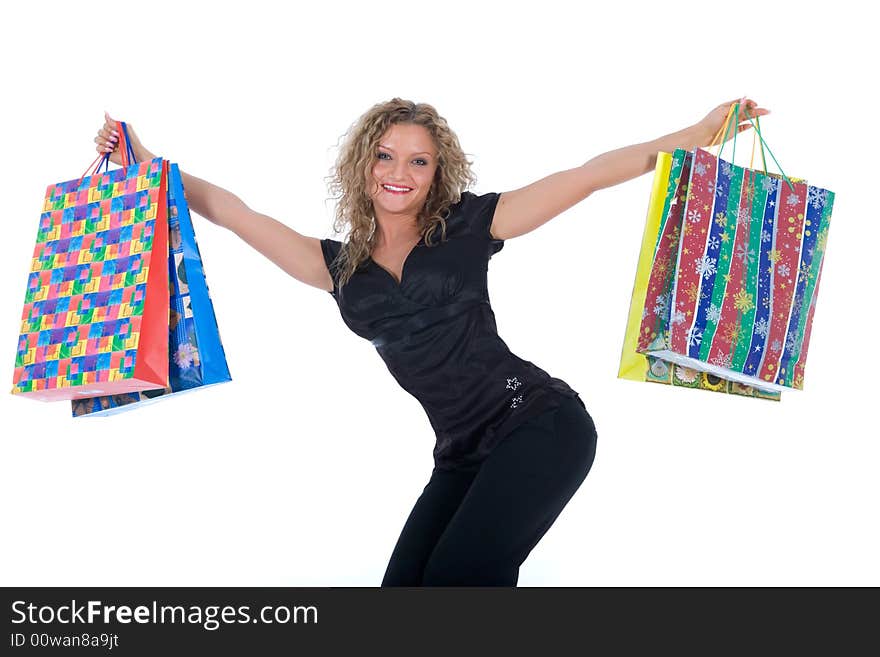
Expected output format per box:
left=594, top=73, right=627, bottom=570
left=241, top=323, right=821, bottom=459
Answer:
left=94, top=96, right=768, bottom=586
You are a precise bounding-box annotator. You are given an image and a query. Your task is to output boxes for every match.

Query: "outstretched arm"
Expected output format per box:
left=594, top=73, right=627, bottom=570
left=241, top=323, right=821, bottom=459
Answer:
left=95, top=113, right=334, bottom=293
left=489, top=97, right=770, bottom=241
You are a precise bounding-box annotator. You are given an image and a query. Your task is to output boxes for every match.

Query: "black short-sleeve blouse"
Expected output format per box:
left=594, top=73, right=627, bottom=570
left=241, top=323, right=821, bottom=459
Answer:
left=320, top=190, right=584, bottom=471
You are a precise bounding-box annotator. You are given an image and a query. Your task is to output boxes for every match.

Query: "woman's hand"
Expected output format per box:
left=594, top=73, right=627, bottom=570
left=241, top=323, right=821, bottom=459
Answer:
left=93, top=111, right=154, bottom=164
left=696, top=97, right=771, bottom=148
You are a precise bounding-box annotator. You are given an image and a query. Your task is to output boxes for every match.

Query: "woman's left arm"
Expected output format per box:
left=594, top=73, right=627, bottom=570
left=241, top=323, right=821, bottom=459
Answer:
left=490, top=97, right=771, bottom=241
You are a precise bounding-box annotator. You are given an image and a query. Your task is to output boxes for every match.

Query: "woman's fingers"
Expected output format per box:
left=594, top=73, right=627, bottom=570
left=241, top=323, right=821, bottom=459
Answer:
left=94, top=134, right=117, bottom=151
left=94, top=134, right=115, bottom=151
left=102, top=111, right=119, bottom=137
left=99, top=113, right=146, bottom=162
left=93, top=112, right=123, bottom=164
left=101, top=127, right=119, bottom=142
left=736, top=98, right=770, bottom=119
left=94, top=115, right=121, bottom=152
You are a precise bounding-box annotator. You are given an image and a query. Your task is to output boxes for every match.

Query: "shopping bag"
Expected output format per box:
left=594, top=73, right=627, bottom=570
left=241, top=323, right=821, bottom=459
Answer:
left=618, top=147, right=781, bottom=400
left=625, top=103, right=834, bottom=395
left=11, top=123, right=170, bottom=401
left=617, top=151, right=673, bottom=382
left=72, top=162, right=232, bottom=417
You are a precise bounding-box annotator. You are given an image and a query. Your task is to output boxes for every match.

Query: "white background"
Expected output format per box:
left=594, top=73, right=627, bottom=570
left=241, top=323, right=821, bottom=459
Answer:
left=1, top=0, right=875, bottom=586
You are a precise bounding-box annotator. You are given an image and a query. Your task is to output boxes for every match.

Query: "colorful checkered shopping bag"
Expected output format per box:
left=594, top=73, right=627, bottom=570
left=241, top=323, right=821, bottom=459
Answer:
left=72, top=161, right=232, bottom=417
left=620, top=103, right=834, bottom=398
left=11, top=123, right=170, bottom=401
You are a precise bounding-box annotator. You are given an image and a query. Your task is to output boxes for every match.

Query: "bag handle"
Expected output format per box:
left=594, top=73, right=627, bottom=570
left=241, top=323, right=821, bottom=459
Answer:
left=118, top=122, right=137, bottom=164
left=76, top=120, right=138, bottom=187
left=704, top=101, right=795, bottom=193
left=707, top=102, right=766, bottom=172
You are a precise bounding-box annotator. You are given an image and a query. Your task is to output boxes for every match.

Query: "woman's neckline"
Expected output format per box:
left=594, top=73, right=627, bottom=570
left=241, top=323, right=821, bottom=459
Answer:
left=369, top=235, right=424, bottom=288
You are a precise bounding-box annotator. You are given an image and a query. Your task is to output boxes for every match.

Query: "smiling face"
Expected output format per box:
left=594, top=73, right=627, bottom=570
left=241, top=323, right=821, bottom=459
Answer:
left=369, top=123, right=439, bottom=224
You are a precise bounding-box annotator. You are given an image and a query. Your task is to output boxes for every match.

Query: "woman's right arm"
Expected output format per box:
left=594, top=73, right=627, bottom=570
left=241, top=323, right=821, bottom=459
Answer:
left=95, top=115, right=334, bottom=293
left=176, top=168, right=335, bottom=293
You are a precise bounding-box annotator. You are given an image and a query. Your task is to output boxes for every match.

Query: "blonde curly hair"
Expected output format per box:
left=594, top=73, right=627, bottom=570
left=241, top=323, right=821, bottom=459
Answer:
left=325, top=98, right=477, bottom=288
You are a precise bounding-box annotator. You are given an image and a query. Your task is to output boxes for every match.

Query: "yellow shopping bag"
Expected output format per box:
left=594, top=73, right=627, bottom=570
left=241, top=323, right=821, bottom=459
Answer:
left=618, top=152, right=672, bottom=382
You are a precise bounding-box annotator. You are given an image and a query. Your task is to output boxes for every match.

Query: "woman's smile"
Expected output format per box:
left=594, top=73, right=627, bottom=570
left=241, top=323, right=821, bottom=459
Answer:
left=382, top=183, right=413, bottom=194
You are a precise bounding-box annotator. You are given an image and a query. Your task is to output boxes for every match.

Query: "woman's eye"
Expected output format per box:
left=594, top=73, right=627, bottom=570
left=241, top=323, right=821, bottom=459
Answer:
left=377, top=152, right=390, bottom=160
left=414, top=159, right=427, bottom=166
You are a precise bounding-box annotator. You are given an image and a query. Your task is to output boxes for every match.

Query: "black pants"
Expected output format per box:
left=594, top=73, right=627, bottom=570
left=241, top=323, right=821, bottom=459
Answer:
left=381, top=395, right=598, bottom=587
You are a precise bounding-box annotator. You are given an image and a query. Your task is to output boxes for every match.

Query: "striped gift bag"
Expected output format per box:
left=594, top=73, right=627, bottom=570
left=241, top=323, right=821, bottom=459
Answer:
left=621, top=102, right=834, bottom=398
